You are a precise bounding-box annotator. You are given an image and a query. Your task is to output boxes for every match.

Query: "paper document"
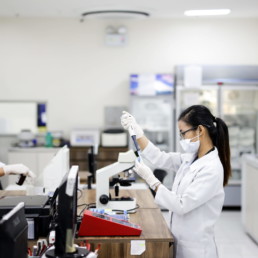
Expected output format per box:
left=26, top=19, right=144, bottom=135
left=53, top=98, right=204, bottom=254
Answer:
left=130, top=240, right=146, bottom=255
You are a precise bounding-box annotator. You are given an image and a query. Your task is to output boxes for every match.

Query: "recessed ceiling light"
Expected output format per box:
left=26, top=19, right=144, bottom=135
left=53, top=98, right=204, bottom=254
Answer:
left=184, top=9, right=231, bottom=16
left=81, top=10, right=150, bottom=20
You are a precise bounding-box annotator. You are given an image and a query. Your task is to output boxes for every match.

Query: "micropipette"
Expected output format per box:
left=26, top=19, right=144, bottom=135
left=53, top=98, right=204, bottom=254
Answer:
left=128, top=125, right=141, bottom=161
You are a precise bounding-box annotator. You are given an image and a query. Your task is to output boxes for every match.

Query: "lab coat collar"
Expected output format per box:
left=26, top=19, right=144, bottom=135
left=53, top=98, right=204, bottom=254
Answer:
left=181, top=152, right=197, bottom=164
left=190, top=147, right=218, bottom=171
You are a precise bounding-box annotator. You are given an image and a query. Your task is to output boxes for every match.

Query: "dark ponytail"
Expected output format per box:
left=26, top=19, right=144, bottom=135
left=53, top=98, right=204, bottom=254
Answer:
left=178, top=105, right=231, bottom=186
left=213, top=117, right=231, bottom=186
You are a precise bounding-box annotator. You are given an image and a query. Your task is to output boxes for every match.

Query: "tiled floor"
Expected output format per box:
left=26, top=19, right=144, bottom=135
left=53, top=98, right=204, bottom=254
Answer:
left=162, top=211, right=258, bottom=258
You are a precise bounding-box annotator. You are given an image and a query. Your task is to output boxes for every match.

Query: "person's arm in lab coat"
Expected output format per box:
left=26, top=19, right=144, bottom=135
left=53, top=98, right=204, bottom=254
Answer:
left=155, top=163, right=223, bottom=215
left=121, top=111, right=182, bottom=172
left=0, top=162, right=35, bottom=178
left=141, top=140, right=182, bottom=172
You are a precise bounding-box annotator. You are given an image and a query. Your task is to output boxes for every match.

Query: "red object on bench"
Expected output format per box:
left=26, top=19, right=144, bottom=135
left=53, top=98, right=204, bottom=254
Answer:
left=78, top=210, right=142, bottom=236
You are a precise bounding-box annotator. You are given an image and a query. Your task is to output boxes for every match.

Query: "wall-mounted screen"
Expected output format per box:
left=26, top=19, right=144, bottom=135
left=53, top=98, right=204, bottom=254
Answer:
left=130, top=74, right=174, bottom=96
left=0, top=101, right=47, bottom=134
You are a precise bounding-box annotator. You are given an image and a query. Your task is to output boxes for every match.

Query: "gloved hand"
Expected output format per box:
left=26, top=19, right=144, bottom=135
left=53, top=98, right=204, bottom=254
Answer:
left=133, top=159, right=160, bottom=190
left=121, top=111, right=144, bottom=139
left=3, top=164, right=36, bottom=178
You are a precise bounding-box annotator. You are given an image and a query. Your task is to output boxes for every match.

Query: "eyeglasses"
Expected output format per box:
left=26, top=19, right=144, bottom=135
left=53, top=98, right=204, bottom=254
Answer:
left=179, top=127, right=197, bottom=139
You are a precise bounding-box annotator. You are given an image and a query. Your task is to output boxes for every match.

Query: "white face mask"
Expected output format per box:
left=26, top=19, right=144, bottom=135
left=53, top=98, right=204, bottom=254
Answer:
left=180, top=134, right=200, bottom=154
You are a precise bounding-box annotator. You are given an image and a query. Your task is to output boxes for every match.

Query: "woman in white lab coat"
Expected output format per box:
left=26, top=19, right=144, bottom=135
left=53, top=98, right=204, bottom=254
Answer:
left=121, top=105, right=231, bottom=258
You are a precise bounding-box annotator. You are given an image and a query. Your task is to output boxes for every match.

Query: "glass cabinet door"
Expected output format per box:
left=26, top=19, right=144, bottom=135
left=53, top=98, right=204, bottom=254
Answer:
left=221, top=86, right=258, bottom=182
left=176, top=86, right=219, bottom=116
left=130, top=95, right=174, bottom=190
left=130, top=95, right=173, bottom=152
left=175, top=86, right=219, bottom=151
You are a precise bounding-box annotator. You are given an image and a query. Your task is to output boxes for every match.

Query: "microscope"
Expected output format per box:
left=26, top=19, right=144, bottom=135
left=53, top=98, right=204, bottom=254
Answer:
left=96, top=150, right=137, bottom=211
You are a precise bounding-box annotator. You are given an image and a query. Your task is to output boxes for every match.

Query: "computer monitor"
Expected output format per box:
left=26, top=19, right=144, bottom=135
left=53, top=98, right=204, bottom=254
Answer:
left=43, top=145, right=70, bottom=193
left=45, top=166, right=89, bottom=258
left=0, top=202, right=28, bottom=258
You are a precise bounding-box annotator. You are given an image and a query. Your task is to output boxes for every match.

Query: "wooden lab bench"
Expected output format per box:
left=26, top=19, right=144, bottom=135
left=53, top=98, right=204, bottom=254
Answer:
left=77, top=189, right=174, bottom=258
left=0, top=189, right=173, bottom=257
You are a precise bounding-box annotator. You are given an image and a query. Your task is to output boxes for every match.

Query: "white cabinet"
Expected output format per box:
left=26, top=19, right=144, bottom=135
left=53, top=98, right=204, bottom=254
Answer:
left=242, top=155, right=258, bottom=243
left=7, top=148, right=59, bottom=187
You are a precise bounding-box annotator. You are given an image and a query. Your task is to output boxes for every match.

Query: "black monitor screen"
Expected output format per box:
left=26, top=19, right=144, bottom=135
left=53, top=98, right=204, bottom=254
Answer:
left=54, top=165, right=79, bottom=256
left=0, top=202, right=28, bottom=258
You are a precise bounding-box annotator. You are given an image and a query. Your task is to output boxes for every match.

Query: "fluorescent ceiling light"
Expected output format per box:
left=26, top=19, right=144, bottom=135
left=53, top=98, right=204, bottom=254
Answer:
left=184, top=9, right=231, bottom=16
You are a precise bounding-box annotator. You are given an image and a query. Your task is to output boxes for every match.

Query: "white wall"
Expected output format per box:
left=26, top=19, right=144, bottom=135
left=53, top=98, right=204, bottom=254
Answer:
left=0, top=17, right=258, bottom=136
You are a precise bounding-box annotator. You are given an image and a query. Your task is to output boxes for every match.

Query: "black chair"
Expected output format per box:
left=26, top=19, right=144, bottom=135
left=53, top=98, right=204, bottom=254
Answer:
left=150, top=169, right=167, bottom=197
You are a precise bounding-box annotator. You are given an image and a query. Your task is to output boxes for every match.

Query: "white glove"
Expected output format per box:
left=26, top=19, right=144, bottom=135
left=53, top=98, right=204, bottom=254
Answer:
left=121, top=111, right=144, bottom=139
left=133, top=159, right=160, bottom=190
left=3, top=164, right=36, bottom=178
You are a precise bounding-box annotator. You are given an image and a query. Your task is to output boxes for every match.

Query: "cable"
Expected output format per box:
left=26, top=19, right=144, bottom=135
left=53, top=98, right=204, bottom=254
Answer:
left=78, top=204, right=88, bottom=217
left=77, top=188, right=83, bottom=200
left=127, top=204, right=140, bottom=212
left=78, top=202, right=139, bottom=216
left=86, top=203, right=97, bottom=208
left=112, top=204, right=140, bottom=213
left=77, top=204, right=87, bottom=207
left=78, top=202, right=96, bottom=217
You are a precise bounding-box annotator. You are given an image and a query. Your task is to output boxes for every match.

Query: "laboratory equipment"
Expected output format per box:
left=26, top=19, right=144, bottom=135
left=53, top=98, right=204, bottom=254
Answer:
left=101, top=106, right=128, bottom=147
left=101, top=106, right=127, bottom=147
left=51, top=131, right=63, bottom=147
left=0, top=195, right=51, bottom=239
left=89, top=208, right=129, bottom=221
left=45, top=132, right=53, bottom=147
left=43, top=145, right=70, bottom=193
left=101, top=129, right=127, bottom=147
left=18, top=129, right=35, bottom=147
left=102, top=106, right=128, bottom=147
left=96, top=150, right=137, bottom=211
left=44, top=166, right=90, bottom=258
left=16, top=174, right=26, bottom=185
left=128, top=124, right=141, bottom=160
left=78, top=210, right=142, bottom=236
left=70, top=128, right=99, bottom=147
left=0, top=202, right=28, bottom=258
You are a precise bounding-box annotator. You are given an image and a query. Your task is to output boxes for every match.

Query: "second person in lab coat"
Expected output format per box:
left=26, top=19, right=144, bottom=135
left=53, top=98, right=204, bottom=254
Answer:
left=121, top=105, right=231, bottom=258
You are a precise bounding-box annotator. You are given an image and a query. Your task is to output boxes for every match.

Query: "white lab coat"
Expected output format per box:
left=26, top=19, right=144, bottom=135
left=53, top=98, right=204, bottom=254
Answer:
left=141, top=142, right=224, bottom=258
